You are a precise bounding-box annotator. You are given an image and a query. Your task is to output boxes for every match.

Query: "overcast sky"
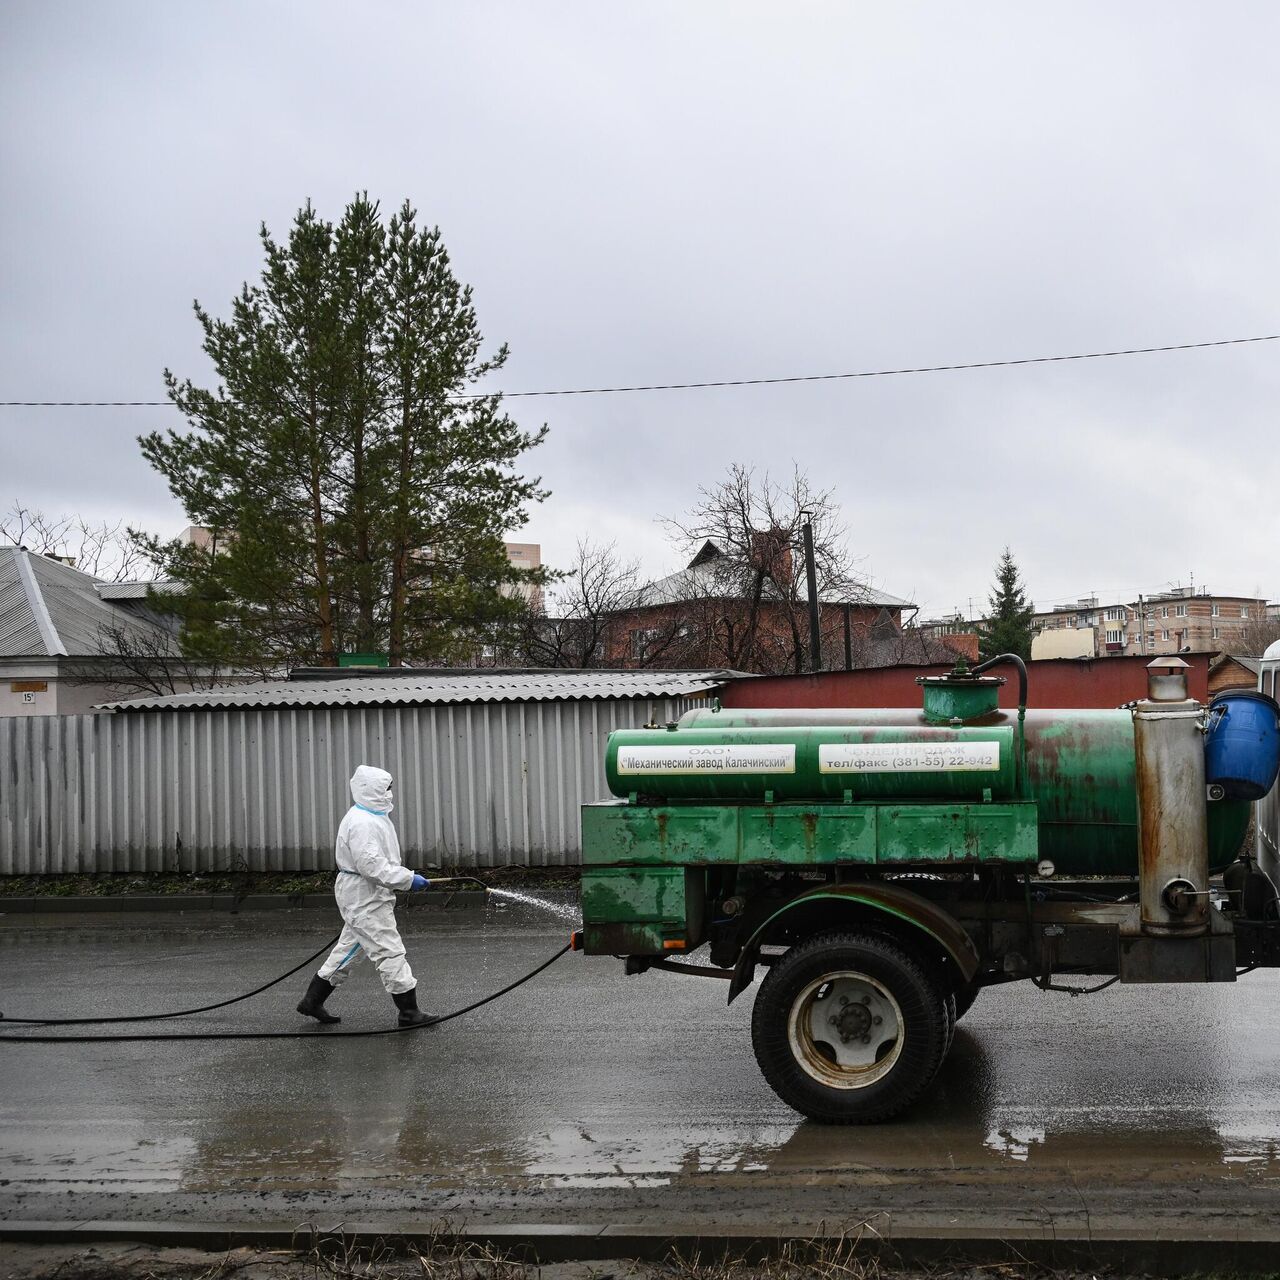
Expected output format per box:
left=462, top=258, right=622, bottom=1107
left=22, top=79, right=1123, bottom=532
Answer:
left=3, top=2, right=1279, bottom=618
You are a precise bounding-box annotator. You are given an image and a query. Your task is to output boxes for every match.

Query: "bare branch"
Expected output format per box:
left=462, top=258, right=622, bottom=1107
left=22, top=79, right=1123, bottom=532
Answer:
left=2, top=501, right=159, bottom=582
left=653, top=465, right=867, bottom=673
left=64, top=618, right=233, bottom=699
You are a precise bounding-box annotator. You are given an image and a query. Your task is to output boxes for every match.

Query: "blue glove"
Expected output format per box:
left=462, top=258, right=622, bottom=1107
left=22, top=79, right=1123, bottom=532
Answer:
left=410, top=874, right=429, bottom=891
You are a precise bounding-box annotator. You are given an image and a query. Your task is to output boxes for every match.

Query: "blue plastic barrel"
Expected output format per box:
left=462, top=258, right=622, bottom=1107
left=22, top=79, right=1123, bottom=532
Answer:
left=1204, top=690, right=1280, bottom=801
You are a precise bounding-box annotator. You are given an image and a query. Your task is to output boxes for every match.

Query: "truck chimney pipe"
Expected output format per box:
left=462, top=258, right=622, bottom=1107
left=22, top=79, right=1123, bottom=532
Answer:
left=1132, top=658, right=1210, bottom=937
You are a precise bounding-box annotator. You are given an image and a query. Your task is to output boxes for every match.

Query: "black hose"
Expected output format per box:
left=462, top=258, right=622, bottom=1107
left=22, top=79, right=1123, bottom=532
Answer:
left=0, top=944, right=572, bottom=1044
left=0, top=933, right=343, bottom=1026
left=0, top=882, right=490, bottom=1027
left=973, top=652, right=1029, bottom=707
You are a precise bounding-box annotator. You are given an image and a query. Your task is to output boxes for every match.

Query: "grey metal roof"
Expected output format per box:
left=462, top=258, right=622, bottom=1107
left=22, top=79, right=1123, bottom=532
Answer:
left=94, top=580, right=178, bottom=600
left=1213, top=654, right=1262, bottom=674
left=0, top=547, right=173, bottom=658
left=100, top=669, right=742, bottom=712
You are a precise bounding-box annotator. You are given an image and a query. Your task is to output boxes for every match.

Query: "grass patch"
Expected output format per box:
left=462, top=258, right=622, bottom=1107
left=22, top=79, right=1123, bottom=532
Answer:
left=2, top=1233, right=1220, bottom=1280
left=0, top=865, right=581, bottom=899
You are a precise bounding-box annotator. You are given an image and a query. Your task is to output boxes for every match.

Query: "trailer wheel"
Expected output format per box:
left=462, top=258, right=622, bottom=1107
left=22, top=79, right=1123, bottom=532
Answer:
left=751, top=931, right=948, bottom=1124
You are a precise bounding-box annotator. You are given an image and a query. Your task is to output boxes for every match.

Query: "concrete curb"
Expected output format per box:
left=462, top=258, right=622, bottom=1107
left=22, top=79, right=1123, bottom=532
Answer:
left=1, top=1220, right=1279, bottom=1273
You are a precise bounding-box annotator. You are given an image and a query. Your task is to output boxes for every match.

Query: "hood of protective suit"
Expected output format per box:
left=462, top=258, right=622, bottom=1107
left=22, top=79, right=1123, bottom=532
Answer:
left=350, top=764, right=394, bottom=815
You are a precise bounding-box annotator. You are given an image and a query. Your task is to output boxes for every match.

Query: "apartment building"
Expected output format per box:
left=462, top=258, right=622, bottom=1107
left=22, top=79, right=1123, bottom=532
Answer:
left=503, top=541, right=543, bottom=611
left=1033, top=588, right=1270, bottom=657
left=1126, top=588, right=1267, bottom=656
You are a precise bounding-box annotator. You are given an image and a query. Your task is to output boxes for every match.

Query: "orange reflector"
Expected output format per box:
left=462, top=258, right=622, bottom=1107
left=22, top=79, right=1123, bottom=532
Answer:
left=663, top=939, right=687, bottom=950
left=569, top=930, right=584, bottom=952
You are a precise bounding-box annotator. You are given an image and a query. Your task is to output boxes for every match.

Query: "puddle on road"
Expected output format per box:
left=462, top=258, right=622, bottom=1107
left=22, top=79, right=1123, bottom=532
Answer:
left=2, top=1123, right=197, bottom=1193
left=7, top=932, right=1280, bottom=1199
left=982, top=1125, right=1046, bottom=1162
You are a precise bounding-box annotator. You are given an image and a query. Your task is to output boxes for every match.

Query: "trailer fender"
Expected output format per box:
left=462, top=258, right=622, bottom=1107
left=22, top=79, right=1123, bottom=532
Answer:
left=727, top=882, right=980, bottom=1004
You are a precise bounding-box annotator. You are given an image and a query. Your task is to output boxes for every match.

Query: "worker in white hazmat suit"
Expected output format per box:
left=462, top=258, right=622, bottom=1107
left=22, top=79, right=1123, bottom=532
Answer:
left=296, top=764, right=433, bottom=1027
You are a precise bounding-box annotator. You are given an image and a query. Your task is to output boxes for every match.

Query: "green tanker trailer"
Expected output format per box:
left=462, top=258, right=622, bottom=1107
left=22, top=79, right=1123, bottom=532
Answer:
left=577, top=656, right=1280, bottom=1123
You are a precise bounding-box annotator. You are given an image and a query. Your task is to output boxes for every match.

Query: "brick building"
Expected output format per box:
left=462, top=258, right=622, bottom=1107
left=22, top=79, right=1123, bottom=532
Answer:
left=1127, top=588, right=1267, bottom=656
left=1034, top=587, right=1270, bottom=658
left=600, top=539, right=956, bottom=673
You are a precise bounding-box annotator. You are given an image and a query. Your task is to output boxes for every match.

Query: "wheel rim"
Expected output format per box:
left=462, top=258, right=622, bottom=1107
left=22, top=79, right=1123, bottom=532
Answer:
left=787, top=970, right=904, bottom=1089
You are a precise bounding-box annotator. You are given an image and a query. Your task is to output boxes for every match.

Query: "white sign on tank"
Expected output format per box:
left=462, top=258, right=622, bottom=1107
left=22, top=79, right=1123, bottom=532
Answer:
left=616, top=744, right=797, bottom=775
left=818, top=742, right=1001, bottom=774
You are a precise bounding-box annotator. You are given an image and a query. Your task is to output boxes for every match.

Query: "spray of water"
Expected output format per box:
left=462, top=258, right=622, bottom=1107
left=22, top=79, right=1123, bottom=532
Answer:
left=486, top=886, right=582, bottom=925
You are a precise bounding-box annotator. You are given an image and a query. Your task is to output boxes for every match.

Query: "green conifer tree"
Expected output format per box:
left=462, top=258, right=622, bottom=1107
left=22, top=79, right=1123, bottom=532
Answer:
left=136, top=196, right=547, bottom=670
left=980, top=548, right=1036, bottom=660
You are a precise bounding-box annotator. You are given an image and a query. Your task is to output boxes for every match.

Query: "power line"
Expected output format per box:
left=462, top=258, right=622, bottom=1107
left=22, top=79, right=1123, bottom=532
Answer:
left=2, top=331, right=1277, bottom=407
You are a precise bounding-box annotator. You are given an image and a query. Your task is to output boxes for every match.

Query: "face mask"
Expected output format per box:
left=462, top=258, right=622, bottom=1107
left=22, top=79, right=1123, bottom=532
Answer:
left=381, top=789, right=394, bottom=814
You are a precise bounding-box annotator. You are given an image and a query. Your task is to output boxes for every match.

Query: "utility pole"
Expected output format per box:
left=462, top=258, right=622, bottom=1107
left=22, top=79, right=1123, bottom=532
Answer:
left=802, top=516, right=822, bottom=672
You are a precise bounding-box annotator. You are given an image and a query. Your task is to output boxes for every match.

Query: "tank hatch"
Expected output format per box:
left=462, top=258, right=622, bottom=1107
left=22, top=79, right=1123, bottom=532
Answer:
left=917, top=659, right=1005, bottom=723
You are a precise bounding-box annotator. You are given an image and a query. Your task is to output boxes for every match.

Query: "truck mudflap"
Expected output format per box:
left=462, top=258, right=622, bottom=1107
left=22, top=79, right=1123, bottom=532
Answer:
left=727, top=881, right=981, bottom=1004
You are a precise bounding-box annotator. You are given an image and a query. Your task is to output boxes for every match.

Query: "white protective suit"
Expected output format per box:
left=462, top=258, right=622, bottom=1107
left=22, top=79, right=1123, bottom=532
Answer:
left=317, top=765, right=418, bottom=995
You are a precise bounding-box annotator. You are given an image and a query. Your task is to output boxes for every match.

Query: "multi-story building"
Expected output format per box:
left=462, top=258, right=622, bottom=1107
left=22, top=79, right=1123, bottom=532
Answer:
left=1126, top=588, right=1267, bottom=656
left=502, top=541, right=543, bottom=612
left=1033, top=588, right=1270, bottom=657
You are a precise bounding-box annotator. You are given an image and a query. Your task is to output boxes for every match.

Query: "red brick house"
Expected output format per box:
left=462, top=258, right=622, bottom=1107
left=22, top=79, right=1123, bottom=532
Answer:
left=601, top=539, right=948, bottom=674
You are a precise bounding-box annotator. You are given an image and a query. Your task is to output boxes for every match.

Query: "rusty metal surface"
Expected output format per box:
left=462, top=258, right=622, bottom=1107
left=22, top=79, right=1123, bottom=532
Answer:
left=678, top=706, right=1250, bottom=876
left=715, top=654, right=1216, bottom=711
left=1133, top=700, right=1210, bottom=936
left=728, top=880, right=982, bottom=1002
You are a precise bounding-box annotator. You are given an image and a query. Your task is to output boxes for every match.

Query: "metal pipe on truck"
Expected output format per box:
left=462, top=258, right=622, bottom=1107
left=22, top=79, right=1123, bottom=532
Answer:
left=1133, top=658, right=1211, bottom=937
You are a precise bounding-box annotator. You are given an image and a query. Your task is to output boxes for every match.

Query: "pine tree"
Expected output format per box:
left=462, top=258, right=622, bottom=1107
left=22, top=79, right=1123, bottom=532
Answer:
left=980, top=548, right=1036, bottom=660
left=136, top=196, right=547, bottom=670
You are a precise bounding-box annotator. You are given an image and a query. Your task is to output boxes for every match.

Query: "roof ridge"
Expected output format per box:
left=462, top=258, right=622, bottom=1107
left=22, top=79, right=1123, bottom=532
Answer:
left=11, top=549, right=68, bottom=656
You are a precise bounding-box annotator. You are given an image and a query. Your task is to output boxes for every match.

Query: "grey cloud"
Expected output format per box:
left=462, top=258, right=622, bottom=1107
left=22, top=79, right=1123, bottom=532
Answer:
left=2, top=0, right=1277, bottom=615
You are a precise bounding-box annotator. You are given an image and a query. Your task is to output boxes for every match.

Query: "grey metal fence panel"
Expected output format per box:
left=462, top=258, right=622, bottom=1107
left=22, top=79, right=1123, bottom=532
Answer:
left=0, top=696, right=701, bottom=874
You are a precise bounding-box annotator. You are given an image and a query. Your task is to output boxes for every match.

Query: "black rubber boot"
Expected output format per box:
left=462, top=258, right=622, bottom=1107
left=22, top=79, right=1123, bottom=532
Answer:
left=296, top=974, right=341, bottom=1024
left=392, top=986, right=433, bottom=1027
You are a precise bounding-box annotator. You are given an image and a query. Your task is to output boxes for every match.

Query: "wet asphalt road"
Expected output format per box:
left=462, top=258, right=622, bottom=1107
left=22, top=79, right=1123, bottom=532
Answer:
left=1, top=896, right=1279, bottom=1236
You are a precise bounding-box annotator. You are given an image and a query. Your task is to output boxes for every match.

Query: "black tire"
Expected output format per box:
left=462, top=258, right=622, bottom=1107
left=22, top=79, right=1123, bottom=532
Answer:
left=750, top=931, right=949, bottom=1124
left=952, top=982, right=981, bottom=1021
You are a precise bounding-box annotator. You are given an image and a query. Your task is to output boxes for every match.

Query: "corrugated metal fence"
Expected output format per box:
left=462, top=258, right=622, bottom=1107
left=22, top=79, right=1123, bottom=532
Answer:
left=0, top=697, right=700, bottom=874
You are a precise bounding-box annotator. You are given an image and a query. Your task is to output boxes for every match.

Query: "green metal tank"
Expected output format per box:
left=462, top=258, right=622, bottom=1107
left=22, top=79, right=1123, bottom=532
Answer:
left=659, top=704, right=1250, bottom=875
left=606, top=725, right=1018, bottom=802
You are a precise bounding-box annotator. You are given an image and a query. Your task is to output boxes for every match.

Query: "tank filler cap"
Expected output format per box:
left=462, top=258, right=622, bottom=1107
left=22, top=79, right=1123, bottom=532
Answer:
left=916, top=658, right=1006, bottom=689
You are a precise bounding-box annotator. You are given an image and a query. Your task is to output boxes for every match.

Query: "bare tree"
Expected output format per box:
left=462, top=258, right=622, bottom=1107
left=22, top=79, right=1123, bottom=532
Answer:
left=1, top=502, right=152, bottom=582
left=503, top=540, right=638, bottom=668
left=658, top=464, right=864, bottom=674
left=63, top=618, right=236, bottom=700
left=1231, top=614, right=1280, bottom=658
